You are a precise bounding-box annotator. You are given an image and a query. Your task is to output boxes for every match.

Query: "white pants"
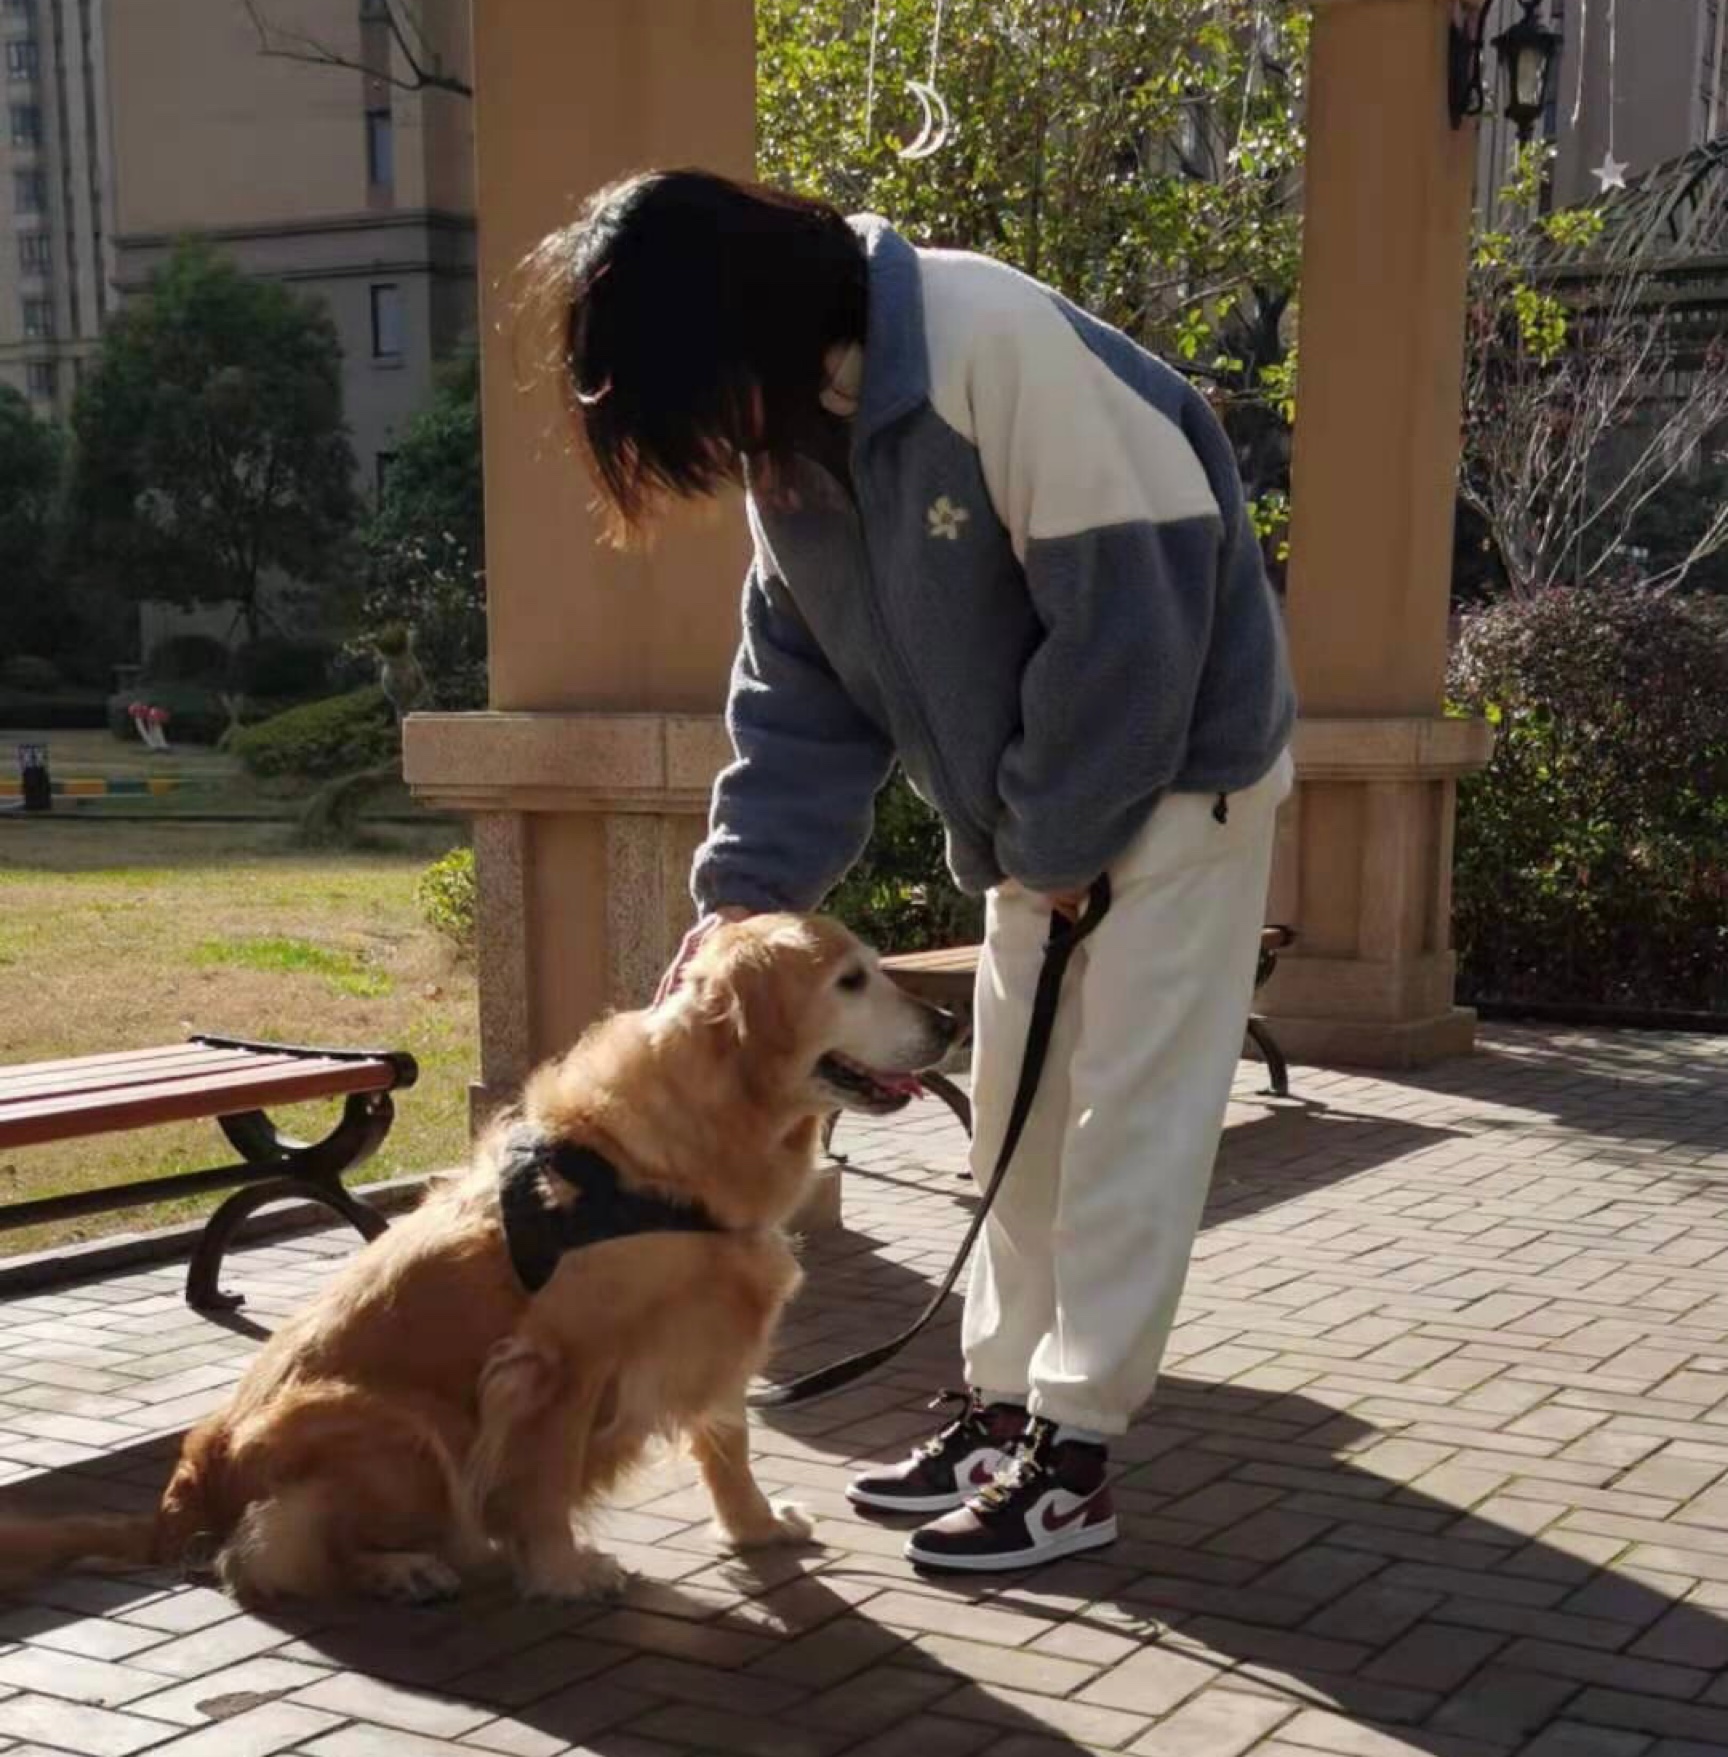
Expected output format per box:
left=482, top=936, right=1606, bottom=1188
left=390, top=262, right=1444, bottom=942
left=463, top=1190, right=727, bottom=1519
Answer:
left=961, top=749, right=1293, bottom=1435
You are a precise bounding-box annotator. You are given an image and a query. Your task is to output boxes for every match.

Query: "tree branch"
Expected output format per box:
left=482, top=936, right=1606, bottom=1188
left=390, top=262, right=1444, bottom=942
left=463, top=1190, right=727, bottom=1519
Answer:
left=243, top=0, right=472, bottom=99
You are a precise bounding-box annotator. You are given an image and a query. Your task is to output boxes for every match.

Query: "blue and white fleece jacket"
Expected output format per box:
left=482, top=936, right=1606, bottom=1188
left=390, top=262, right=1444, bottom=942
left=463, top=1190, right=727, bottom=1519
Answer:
left=691, top=215, right=1295, bottom=914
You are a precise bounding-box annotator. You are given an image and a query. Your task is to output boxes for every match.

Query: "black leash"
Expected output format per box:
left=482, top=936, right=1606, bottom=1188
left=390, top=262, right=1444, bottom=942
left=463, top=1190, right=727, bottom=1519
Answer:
left=749, top=871, right=1113, bottom=1410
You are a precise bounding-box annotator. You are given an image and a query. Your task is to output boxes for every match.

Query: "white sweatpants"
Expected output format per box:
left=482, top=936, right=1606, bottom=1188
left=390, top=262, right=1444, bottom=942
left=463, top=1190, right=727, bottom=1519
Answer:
left=961, top=749, right=1293, bottom=1435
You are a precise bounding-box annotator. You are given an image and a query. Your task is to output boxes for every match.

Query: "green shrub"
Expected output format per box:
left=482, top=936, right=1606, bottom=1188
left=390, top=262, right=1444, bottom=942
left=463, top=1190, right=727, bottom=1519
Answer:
left=0, top=687, right=107, bottom=730
left=1, top=655, right=60, bottom=692
left=417, top=846, right=476, bottom=952
left=1450, top=585, right=1728, bottom=1011
left=229, top=686, right=397, bottom=780
left=827, top=771, right=983, bottom=955
left=142, top=633, right=229, bottom=684
left=232, top=637, right=337, bottom=701
left=105, top=683, right=228, bottom=743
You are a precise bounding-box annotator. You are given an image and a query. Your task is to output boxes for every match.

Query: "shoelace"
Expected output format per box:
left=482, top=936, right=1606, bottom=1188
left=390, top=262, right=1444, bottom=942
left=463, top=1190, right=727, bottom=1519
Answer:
left=976, top=1417, right=1054, bottom=1511
left=915, top=1388, right=981, bottom=1461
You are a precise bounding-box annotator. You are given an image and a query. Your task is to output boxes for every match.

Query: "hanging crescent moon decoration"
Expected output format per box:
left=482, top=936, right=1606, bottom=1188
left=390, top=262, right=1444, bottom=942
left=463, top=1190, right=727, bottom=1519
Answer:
left=898, top=79, right=950, bottom=160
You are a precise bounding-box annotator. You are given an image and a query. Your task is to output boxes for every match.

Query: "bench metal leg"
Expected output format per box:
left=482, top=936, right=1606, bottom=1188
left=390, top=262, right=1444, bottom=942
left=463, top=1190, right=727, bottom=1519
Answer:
left=1245, top=1017, right=1291, bottom=1099
left=925, top=1071, right=973, bottom=1139
left=819, top=1110, right=846, bottom=1165
left=188, top=1093, right=395, bottom=1312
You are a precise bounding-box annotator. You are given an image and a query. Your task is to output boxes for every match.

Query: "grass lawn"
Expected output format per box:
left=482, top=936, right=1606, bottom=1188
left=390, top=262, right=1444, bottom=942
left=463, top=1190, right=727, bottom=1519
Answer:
left=0, top=817, right=476, bottom=1256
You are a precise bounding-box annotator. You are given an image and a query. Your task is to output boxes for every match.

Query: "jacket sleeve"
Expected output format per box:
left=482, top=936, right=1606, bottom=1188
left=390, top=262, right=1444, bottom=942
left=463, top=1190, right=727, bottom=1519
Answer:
left=963, top=310, right=1239, bottom=894
left=691, top=562, right=896, bottom=915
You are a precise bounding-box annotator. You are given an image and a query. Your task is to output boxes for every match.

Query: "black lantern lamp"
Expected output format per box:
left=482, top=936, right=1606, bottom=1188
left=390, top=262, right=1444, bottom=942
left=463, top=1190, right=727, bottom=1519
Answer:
left=1493, top=0, right=1563, bottom=142
left=1449, top=0, right=1563, bottom=139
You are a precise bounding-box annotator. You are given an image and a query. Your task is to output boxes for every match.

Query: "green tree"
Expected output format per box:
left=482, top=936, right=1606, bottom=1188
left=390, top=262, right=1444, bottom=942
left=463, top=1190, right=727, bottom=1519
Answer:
left=759, top=0, right=1307, bottom=515
left=66, top=241, right=358, bottom=639
left=0, top=385, right=65, bottom=659
left=357, top=353, right=486, bottom=709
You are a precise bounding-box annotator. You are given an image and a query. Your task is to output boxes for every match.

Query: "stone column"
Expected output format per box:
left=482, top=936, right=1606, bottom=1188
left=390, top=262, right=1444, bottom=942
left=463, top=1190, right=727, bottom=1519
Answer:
left=403, top=0, right=845, bottom=1222
left=1261, top=0, right=1495, bottom=1068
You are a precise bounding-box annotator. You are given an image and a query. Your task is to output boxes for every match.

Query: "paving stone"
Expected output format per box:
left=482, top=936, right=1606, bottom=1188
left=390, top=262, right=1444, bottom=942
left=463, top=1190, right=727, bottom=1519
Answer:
left=0, top=1692, right=181, bottom=1755
left=1128, top=1686, right=1295, bottom=1756
left=293, top=1671, right=493, bottom=1737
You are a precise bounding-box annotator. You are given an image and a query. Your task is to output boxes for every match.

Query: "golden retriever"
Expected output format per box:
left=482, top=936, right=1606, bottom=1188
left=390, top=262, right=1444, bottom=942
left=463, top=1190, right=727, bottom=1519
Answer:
left=0, top=914, right=957, bottom=1604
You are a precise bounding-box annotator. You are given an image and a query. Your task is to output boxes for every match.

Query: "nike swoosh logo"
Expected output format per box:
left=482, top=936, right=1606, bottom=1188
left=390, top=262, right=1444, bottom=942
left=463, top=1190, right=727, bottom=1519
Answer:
left=968, top=1459, right=998, bottom=1488
left=1041, top=1495, right=1101, bottom=1533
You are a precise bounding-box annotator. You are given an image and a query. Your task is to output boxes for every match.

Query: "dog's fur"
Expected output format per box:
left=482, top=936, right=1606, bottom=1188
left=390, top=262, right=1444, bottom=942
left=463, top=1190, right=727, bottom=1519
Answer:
left=0, top=915, right=955, bottom=1604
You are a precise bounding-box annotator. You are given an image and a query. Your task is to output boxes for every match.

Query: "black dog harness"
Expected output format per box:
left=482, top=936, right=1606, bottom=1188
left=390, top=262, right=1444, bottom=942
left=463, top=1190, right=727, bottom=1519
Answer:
left=497, top=1126, right=720, bottom=1294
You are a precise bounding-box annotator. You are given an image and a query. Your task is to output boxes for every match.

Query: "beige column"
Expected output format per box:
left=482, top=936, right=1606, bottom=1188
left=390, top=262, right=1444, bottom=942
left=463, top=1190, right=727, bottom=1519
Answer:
left=1261, top=0, right=1495, bottom=1068
left=402, top=0, right=839, bottom=1223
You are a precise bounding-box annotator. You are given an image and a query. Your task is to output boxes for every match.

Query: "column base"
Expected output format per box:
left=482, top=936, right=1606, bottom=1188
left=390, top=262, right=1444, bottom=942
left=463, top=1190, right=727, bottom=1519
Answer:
left=789, top=1164, right=844, bottom=1235
left=1261, top=1006, right=1477, bottom=1072
left=1259, top=715, right=1494, bottom=1073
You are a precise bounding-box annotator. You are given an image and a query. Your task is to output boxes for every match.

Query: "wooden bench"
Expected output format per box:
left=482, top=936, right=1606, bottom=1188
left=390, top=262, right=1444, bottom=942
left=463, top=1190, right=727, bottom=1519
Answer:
left=824, top=925, right=1297, bottom=1162
left=0, top=1034, right=418, bottom=1312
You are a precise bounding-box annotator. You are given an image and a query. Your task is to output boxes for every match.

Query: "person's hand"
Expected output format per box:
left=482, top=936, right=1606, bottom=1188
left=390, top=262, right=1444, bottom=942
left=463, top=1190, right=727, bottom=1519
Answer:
left=655, top=906, right=754, bottom=1006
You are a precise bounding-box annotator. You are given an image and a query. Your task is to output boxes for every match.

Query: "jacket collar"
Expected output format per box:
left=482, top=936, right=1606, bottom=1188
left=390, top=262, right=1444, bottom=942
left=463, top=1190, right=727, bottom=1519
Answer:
left=847, top=214, right=930, bottom=441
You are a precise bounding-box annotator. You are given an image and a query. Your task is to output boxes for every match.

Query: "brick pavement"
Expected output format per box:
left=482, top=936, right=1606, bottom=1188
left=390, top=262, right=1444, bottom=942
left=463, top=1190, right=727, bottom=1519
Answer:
left=0, top=1024, right=1724, bottom=1756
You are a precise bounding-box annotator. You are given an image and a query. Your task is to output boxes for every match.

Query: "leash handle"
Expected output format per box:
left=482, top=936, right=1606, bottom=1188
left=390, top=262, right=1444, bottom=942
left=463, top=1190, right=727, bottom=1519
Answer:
left=749, top=872, right=1112, bottom=1410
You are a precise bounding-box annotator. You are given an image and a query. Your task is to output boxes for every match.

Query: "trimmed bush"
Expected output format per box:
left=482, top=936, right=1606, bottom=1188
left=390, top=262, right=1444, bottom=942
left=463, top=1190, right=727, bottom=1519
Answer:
left=417, top=846, right=476, bottom=952
left=229, top=686, right=398, bottom=780
left=1449, top=585, right=1728, bottom=1012
left=105, top=683, right=228, bottom=744
left=1, top=655, right=60, bottom=692
left=142, top=634, right=229, bottom=685
left=232, top=637, right=337, bottom=701
left=0, top=687, right=107, bottom=730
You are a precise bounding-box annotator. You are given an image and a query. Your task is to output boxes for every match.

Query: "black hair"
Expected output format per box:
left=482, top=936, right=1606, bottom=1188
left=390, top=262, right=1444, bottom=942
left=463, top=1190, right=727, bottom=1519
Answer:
left=530, top=168, right=868, bottom=544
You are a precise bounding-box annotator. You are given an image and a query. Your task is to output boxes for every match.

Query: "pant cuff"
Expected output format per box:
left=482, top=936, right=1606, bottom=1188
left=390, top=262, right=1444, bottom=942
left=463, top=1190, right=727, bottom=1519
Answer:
left=1026, top=1390, right=1130, bottom=1438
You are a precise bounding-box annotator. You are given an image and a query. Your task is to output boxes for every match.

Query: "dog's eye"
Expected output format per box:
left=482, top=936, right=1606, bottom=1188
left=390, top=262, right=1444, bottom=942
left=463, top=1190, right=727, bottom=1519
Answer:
left=837, top=967, right=868, bottom=993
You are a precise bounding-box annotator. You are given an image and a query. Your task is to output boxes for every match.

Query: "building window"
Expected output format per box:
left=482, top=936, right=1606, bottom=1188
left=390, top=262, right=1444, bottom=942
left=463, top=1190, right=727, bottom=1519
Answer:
left=9, top=101, right=38, bottom=144
left=5, top=39, right=38, bottom=80
left=21, top=295, right=51, bottom=337
left=13, top=167, right=45, bottom=211
left=25, top=359, right=54, bottom=399
left=370, top=282, right=404, bottom=360
left=366, top=106, right=394, bottom=188
left=18, top=231, right=48, bottom=273
left=1, top=0, right=35, bottom=15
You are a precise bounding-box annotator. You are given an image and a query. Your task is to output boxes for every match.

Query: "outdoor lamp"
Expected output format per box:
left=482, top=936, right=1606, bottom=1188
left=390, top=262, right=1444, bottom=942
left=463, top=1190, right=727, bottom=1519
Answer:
left=1491, top=0, right=1562, bottom=142
left=1449, top=0, right=1562, bottom=141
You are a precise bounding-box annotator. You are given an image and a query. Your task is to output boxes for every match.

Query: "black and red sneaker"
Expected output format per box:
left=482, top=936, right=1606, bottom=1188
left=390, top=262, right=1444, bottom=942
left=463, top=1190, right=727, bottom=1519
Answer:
left=847, top=1390, right=1027, bottom=1514
left=905, top=1416, right=1117, bottom=1572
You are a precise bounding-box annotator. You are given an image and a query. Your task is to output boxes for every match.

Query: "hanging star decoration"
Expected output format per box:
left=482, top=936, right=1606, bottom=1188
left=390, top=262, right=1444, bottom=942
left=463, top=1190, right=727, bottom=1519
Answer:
left=1593, top=151, right=1629, bottom=192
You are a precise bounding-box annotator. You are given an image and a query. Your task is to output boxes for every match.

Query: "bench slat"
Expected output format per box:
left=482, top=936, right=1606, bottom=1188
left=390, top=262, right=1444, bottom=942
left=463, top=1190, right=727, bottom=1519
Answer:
left=0, top=1042, right=233, bottom=1085
left=0, top=1058, right=395, bottom=1152
left=0, top=1047, right=289, bottom=1102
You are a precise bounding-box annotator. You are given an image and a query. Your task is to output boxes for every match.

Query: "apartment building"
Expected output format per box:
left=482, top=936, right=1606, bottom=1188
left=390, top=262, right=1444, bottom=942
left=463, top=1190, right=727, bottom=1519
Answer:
left=0, top=0, right=114, bottom=417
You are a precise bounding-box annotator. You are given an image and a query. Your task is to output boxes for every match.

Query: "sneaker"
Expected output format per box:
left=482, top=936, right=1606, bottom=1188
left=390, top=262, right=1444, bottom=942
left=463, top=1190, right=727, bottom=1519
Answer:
left=847, top=1390, right=1028, bottom=1514
left=905, top=1416, right=1117, bottom=1572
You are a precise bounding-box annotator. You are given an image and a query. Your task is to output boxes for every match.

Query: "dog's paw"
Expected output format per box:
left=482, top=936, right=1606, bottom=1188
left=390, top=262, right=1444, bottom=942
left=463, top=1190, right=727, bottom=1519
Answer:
left=724, top=1500, right=818, bottom=1551
left=356, top=1550, right=462, bottom=1605
left=520, top=1546, right=628, bottom=1603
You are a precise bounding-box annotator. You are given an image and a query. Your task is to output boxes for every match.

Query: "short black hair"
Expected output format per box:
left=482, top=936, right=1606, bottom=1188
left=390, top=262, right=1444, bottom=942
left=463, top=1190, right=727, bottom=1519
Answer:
left=530, top=168, right=868, bottom=544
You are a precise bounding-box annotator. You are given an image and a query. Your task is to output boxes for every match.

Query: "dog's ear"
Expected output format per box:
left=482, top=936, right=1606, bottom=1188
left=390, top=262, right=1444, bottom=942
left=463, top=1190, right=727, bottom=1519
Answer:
left=684, top=966, right=748, bottom=1047
left=707, top=929, right=810, bottom=1059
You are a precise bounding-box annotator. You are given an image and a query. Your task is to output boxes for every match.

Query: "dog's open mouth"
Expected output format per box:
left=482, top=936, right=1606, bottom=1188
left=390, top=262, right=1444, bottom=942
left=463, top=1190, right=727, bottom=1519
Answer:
left=816, top=1052, right=928, bottom=1114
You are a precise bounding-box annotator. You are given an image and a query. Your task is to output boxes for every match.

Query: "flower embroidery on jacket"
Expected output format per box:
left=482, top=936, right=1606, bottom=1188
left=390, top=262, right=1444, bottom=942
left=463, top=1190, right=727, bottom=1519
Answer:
left=926, top=495, right=970, bottom=541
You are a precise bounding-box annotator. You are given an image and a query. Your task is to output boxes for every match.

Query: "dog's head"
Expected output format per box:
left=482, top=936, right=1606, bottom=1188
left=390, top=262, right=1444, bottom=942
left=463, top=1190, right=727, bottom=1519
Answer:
left=672, top=914, right=960, bottom=1118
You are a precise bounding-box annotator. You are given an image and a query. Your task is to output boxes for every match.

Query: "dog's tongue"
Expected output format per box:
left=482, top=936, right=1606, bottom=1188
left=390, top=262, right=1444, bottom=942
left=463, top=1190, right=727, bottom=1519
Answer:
left=878, top=1072, right=927, bottom=1099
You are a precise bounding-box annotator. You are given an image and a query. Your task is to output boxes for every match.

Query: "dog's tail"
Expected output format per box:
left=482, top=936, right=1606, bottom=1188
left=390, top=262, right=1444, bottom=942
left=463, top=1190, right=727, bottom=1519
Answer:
left=0, top=1512, right=158, bottom=1588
